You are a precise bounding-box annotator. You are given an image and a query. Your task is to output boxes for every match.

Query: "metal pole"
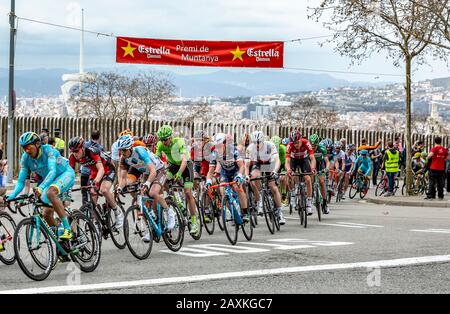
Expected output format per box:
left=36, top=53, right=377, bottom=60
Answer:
left=7, top=0, right=16, bottom=184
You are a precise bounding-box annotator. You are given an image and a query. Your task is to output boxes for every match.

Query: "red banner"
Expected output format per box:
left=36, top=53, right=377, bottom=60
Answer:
left=116, top=37, right=284, bottom=68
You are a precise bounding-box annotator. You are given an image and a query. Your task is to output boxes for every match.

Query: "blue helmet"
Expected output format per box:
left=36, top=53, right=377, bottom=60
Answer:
left=117, top=135, right=134, bottom=150
left=359, top=149, right=368, bottom=155
left=282, top=137, right=289, bottom=145
left=320, top=138, right=333, bottom=148
left=19, top=131, right=40, bottom=147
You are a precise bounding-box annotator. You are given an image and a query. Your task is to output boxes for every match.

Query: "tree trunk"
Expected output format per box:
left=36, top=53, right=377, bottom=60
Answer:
left=405, top=56, right=413, bottom=196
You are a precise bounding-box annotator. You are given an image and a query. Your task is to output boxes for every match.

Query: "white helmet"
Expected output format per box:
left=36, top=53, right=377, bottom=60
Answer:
left=117, top=135, right=134, bottom=150
left=214, top=133, right=226, bottom=145
left=251, top=131, right=264, bottom=143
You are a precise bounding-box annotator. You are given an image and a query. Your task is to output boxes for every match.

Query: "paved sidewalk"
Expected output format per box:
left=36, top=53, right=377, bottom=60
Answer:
left=363, top=185, right=450, bottom=208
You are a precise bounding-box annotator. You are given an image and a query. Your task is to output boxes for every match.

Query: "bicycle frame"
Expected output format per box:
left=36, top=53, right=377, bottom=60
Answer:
left=209, top=182, right=243, bottom=226
left=137, top=195, right=166, bottom=238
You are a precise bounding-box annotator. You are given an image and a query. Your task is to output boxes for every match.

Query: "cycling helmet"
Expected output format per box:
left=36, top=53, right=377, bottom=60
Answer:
left=359, top=149, right=368, bottom=155
left=251, top=131, right=264, bottom=143
left=421, top=151, right=428, bottom=158
left=270, top=136, right=282, bottom=148
left=414, top=152, right=422, bottom=158
left=119, top=129, right=133, bottom=137
left=320, top=138, right=333, bottom=148
left=309, top=134, right=320, bottom=145
left=157, top=125, right=173, bottom=140
left=334, top=141, right=342, bottom=149
left=19, top=132, right=40, bottom=147
left=117, top=135, right=134, bottom=150
left=282, top=137, right=289, bottom=145
left=214, top=133, right=226, bottom=145
left=68, top=136, right=85, bottom=152
left=143, top=134, right=157, bottom=146
left=347, top=144, right=356, bottom=150
left=289, top=130, right=302, bottom=142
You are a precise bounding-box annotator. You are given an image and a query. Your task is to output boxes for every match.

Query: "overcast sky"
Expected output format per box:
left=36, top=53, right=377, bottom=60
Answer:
left=1, top=0, right=449, bottom=83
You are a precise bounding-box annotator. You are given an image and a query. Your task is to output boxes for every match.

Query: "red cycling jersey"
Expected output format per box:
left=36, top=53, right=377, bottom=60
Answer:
left=286, top=139, right=314, bottom=160
left=69, top=146, right=113, bottom=179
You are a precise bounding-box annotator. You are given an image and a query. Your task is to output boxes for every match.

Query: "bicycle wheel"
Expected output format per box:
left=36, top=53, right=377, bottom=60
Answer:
left=80, top=203, right=103, bottom=242
left=0, top=212, right=16, bottom=265
left=349, top=181, right=358, bottom=199
left=222, top=196, right=238, bottom=245
left=375, top=180, right=386, bottom=197
left=313, top=184, right=322, bottom=221
left=124, top=205, right=153, bottom=260
left=107, top=206, right=126, bottom=250
left=401, top=182, right=406, bottom=195
left=262, top=192, right=275, bottom=234
left=14, top=217, right=55, bottom=281
left=241, top=210, right=253, bottom=241
left=69, top=210, right=101, bottom=273
left=163, top=200, right=185, bottom=252
left=394, top=177, right=400, bottom=194
left=201, top=192, right=215, bottom=235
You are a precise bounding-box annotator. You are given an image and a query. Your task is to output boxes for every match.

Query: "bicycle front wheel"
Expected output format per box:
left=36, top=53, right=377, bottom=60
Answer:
left=107, top=206, right=126, bottom=250
left=0, top=212, right=16, bottom=265
left=262, top=192, right=275, bottom=234
left=163, top=201, right=185, bottom=252
left=14, top=217, right=55, bottom=281
left=201, top=192, right=215, bottom=235
left=70, top=210, right=102, bottom=273
left=241, top=211, right=253, bottom=241
left=124, top=205, right=153, bottom=260
left=375, top=181, right=385, bottom=196
left=349, top=182, right=358, bottom=199
left=222, top=196, right=238, bottom=245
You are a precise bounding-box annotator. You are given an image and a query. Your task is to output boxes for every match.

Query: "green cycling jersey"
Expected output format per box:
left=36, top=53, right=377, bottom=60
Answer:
left=313, top=144, right=328, bottom=163
left=155, top=137, right=189, bottom=166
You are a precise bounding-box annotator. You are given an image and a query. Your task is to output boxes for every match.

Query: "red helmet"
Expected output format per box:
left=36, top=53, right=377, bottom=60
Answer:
left=289, top=130, right=302, bottom=142
left=68, top=136, right=85, bottom=152
left=143, top=134, right=157, bottom=146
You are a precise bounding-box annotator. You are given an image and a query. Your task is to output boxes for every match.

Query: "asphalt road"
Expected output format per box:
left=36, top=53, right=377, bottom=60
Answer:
left=1, top=190, right=450, bottom=294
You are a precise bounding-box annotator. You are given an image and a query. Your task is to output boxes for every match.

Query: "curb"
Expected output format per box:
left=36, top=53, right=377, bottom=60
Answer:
left=365, top=197, right=450, bottom=208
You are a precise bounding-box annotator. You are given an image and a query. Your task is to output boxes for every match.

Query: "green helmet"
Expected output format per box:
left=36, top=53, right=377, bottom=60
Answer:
left=309, top=134, right=320, bottom=145
left=157, top=125, right=173, bottom=140
left=270, top=136, right=282, bottom=149
left=421, top=151, right=428, bottom=158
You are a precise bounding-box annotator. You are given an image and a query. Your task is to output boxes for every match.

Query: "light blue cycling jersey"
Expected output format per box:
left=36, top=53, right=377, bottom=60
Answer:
left=8, top=144, right=74, bottom=200
left=121, top=146, right=164, bottom=173
left=354, top=155, right=372, bottom=176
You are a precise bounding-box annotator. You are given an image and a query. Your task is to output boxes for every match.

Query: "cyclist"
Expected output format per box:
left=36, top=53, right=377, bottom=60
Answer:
left=6, top=132, right=76, bottom=240
left=286, top=130, right=317, bottom=215
left=342, top=144, right=356, bottom=199
left=309, top=134, right=331, bottom=214
left=68, top=136, right=124, bottom=228
left=245, top=131, right=285, bottom=225
left=237, top=132, right=251, bottom=157
left=155, top=125, right=199, bottom=235
left=116, top=135, right=175, bottom=239
left=206, top=133, right=249, bottom=222
left=333, top=141, right=346, bottom=194
left=270, top=136, right=288, bottom=203
left=191, top=130, right=215, bottom=184
left=351, top=149, right=372, bottom=191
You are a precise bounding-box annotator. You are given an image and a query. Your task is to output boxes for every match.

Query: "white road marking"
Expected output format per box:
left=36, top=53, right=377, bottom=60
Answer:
left=188, top=244, right=269, bottom=254
left=411, top=229, right=450, bottom=234
left=320, top=223, right=366, bottom=229
left=336, top=222, right=384, bottom=228
left=160, top=247, right=227, bottom=257
left=4, top=254, right=450, bottom=294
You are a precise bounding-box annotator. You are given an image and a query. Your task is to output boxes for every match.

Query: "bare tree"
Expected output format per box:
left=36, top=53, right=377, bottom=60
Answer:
left=293, top=97, right=319, bottom=128
left=314, top=109, right=339, bottom=129
left=185, top=101, right=214, bottom=123
left=412, top=113, right=429, bottom=134
left=134, top=72, right=176, bottom=121
left=309, top=0, right=449, bottom=195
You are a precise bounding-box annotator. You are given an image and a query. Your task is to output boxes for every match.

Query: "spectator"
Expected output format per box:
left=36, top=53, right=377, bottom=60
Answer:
left=340, top=138, right=347, bottom=151
left=41, top=127, right=49, bottom=135
left=53, top=128, right=65, bottom=156
left=446, top=146, right=450, bottom=194
left=0, top=142, right=3, bottom=160
left=40, top=133, right=49, bottom=145
left=382, top=141, right=400, bottom=197
left=370, top=147, right=382, bottom=186
left=425, top=137, right=448, bottom=200
left=358, top=138, right=382, bottom=152
left=412, top=141, right=424, bottom=154
left=48, top=137, right=56, bottom=147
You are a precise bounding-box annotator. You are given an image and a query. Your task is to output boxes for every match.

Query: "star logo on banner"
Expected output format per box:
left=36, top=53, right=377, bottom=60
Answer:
left=230, top=46, right=246, bottom=62
left=121, top=41, right=137, bottom=58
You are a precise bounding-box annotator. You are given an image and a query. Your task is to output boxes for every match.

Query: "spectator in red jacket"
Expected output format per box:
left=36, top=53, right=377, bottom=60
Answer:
left=425, top=137, right=449, bottom=200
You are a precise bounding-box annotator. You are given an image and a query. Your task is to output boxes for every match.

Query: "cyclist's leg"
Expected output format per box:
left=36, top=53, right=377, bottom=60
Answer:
left=250, top=166, right=262, bottom=203
left=148, top=170, right=168, bottom=210
left=42, top=169, right=76, bottom=238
